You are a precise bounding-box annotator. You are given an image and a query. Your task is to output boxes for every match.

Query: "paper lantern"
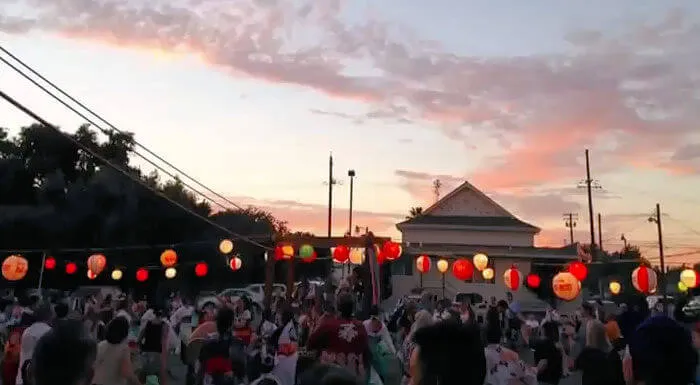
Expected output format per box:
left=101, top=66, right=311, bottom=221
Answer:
left=332, top=245, right=350, bottom=263
left=302, top=251, right=318, bottom=263
left=136, top=268, right=149, bottom=282
left=194, top=262, right=208, bottom=277
left=229, top=256, right=243, bottom=271
left=452, top=258, right=474, bottom=280
left=165, top=267, right=177, bottom=279
left=349, top=248, right=365, bottom=265
left=381, top=241, right=402, bottom=261
left=680, top=268, right=700, bottom=289
left=436, top=259, right=449, bottom=274
left=111, top=269, right=123, bottom=280
left=281, top=245, right=295, bottom=259
left=568, top=261, right=588, bottom=281
left=87, top=270, right=97, bottom=280
left=219, top=239, right=234, bottom=254
left=87, top=254, right=107, bottom=275
left=473, top=253, right=489, bottom=272
left=65, top=262, right=77, bottom=275
left=299, top=244, right=315, bottom=259
left=503, top=265, right=521, bottom=291
left=679, top=281, right=689, bottom=292
left=374, top=244, right=387, bottom=265
left=482, top=267, right=495, bottom=280
left=44, top=257, right=56, bottom=270
left=526, top=273, right=541, bottom=289
left=2, top=255, right=28, bottom=281
left=416, top=255, right=431, bottom=273
left=273, top=245, right=284, bottom=261
left=160, top=249, right=178, bottom=267
left=632, top=265, right=657, bottom=294
left=609, top=281, right=621, bottom=295
left=553, top=272, right=581, bottom=301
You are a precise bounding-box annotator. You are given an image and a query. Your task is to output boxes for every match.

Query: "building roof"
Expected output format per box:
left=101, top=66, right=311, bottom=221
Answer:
left=401, top=243, right=578, bottom=261
left=397, top=215, right=539, bottom=230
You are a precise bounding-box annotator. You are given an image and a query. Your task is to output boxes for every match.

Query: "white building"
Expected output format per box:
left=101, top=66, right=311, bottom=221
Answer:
left=389, top=181, right=581, bottom=312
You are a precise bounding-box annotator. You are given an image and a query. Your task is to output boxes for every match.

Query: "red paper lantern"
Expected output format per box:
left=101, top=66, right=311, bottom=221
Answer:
left=301, top=251, right=318, bottom=263
left=452, top=258, right=474, bottom=280
left=375, top=245, right=387, bottom=265
left=568, top=261, right=588, bottom=281
left=194, top=262, right=208, bottom=277
left=332, top=245, right=350, bottom=263
left=381, top=241, right=402, bottom=260
left=44, top=257, right=56, bottom=270
left=526, top=273, right=541, bottom=289
left=87, top=269, right=97, bottom=280
left=229, top=257, right=243, bottom=271
left=416, top=255, right=431, bottom=273
left=65, top=262, right=78, bottom=275
left=504, top=265, right=521, bottom=291
left=136, top=268, right=149, bottom=282
left=273, top=245, right=284, bottom=261
left=632, top=265, right=657, bottom=294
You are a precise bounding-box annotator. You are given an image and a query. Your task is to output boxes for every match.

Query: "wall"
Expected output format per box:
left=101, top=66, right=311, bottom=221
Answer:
left=401, top=228, right=534, bottom=247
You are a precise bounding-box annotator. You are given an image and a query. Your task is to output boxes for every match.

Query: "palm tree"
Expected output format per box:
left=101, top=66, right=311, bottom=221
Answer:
left=407, top=206, right=424, bottom=219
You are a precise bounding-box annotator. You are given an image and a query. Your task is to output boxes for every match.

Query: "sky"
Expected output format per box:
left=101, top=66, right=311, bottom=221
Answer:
left=1, top=0, right=700, bottom=265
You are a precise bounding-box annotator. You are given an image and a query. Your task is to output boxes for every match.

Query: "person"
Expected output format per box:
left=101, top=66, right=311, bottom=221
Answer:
left=574, top=319, right=623, bottom=385
left=297, top=364, right=359, bottom=385
left=364, top=306, right=399, bottom=385
left=604, top=314, right=622, bottom=349
left=92, top=316, right=142, bottom=385
left=198, top=307, right=246, bottom=385
left=533, top=321, right=563, bottom=385
left=409, top=322, right=485, bottom=385
left=483, top=310, right=536, bottom=385
left=398, top=310, right=433, bottom=385
left=137, top=308, right=170, bottom=383
left=29, top=320, right=97, bottom=385
left=627, top=315, right=697, bottom=385
left=54, top=302, right=69, bottom=322
left=269, top=308, right=298, bottom=385
left=307, top=293, right=371, bottom=381
left=16, top=304, right=53, bottom=385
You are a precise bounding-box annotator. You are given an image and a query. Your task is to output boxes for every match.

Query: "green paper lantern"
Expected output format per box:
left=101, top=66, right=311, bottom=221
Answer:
left=299, top=244, right=315, bottom=259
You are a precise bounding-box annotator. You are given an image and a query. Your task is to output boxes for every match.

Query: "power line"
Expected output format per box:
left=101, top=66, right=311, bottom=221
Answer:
left=0, top=88, right=271, bottom=250
left=0, top=45, right=249, bottom=213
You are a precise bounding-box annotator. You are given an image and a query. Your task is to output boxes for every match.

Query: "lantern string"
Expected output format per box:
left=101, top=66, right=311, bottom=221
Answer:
left=0, top=238, right=265, bottom=254
left=0, top=86, right=271, bottom=251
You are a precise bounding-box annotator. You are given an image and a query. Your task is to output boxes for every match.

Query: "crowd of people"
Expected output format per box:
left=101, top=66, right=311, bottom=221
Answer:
left=0, top=280, right=699, bottom=385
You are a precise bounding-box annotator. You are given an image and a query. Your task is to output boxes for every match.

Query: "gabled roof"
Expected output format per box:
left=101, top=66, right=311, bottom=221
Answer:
left=422, top=180, right=511, bottom=216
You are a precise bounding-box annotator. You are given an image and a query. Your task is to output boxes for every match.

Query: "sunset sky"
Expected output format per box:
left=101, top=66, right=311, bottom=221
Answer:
left=1, top=0, right=699, bottom=265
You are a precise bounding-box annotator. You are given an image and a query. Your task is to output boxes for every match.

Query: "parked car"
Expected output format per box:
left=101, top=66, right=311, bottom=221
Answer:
left=244, top=283, right=286, bottom=304
left=196, top=288, right=251, bottom=310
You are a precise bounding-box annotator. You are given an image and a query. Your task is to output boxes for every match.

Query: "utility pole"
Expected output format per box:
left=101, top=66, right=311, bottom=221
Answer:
left=649, top=204, right=666, bottom=306
left=348, top=170, right=355, bottom=237
left=578, top=149, right=602, bottom=255
left=328, top=153, right=333, bottom=238
left=621, top=234, right=628, bottom=249
left=433, top=179, right=442, bottom=203
left=598, top=213, right=604, bottom=253
left=563, top=213, right=578, bottom=244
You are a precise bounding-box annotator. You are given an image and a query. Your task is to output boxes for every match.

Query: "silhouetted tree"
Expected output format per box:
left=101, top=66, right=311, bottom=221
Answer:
left=407, top=206, right=423, bottom=219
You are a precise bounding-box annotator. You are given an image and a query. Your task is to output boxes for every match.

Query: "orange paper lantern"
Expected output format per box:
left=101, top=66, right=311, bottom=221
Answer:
left=2, top=255, right=28, bottom=281
left=416, top=255, right=431, bottom=273
left=87, top=254, right=107, bottom=275
left=552, top=272, right=581, bottom=301
left=332, top=245, right=350, bottom=263
left=452, top=258, right=474, bottom=280
left=160, top=249, right=178, bottom=267
left=503, top=265, right=521, bottom=291
left=632, top=265, right=657, bottom=294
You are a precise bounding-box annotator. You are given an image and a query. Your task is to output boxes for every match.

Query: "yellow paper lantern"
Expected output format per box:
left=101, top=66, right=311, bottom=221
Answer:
left=165, top=267, right=177, bottom=279
left=111, top=269, right=123, bottom=280
left=436, top=259, right=449, bottom=274
left=281, top=245, right=295, bottom=258
left=160, top=249, right=178, bottom=267
left=473, top=253, right=489, bottom=272
left=679, top=281, right=688, bottom=292
left=482, top=267, right=495, bottom=280
left=349, top=248, right=365, bottom=265
left=87, top=254, right=107, bottom=275
left=552, top=272, right=581, bottom=301
left=680, top=268, right=699, bottom=289
left=219, top=239, right=234, bottom=254
left=609, top=281, right=621, bottom=295
left=2, top=255, right=28, bottom=281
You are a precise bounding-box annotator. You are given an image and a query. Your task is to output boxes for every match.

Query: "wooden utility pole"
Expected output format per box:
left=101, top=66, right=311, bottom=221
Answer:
left=578, top=149, right=601, bottom=254
left=649, top=204, right=666, bottom=304
left=563, top=213, right=578, bottom=244
left=327, top=153, right=334, bottom=238
left=598, top=213, right=604, bottom=253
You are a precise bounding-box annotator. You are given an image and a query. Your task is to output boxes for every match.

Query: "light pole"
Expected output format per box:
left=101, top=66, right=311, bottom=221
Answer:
left=348, top=170, right=355, bottom=236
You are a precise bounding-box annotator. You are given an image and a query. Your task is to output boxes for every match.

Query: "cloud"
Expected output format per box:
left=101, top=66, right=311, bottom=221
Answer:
left=1, top=1, right=699, bottom=189
left=222, top=195, right=403, bottom=237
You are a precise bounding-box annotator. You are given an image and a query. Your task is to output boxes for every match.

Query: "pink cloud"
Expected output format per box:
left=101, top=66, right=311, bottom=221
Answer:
left=1, top=1, right=699, bottom=189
